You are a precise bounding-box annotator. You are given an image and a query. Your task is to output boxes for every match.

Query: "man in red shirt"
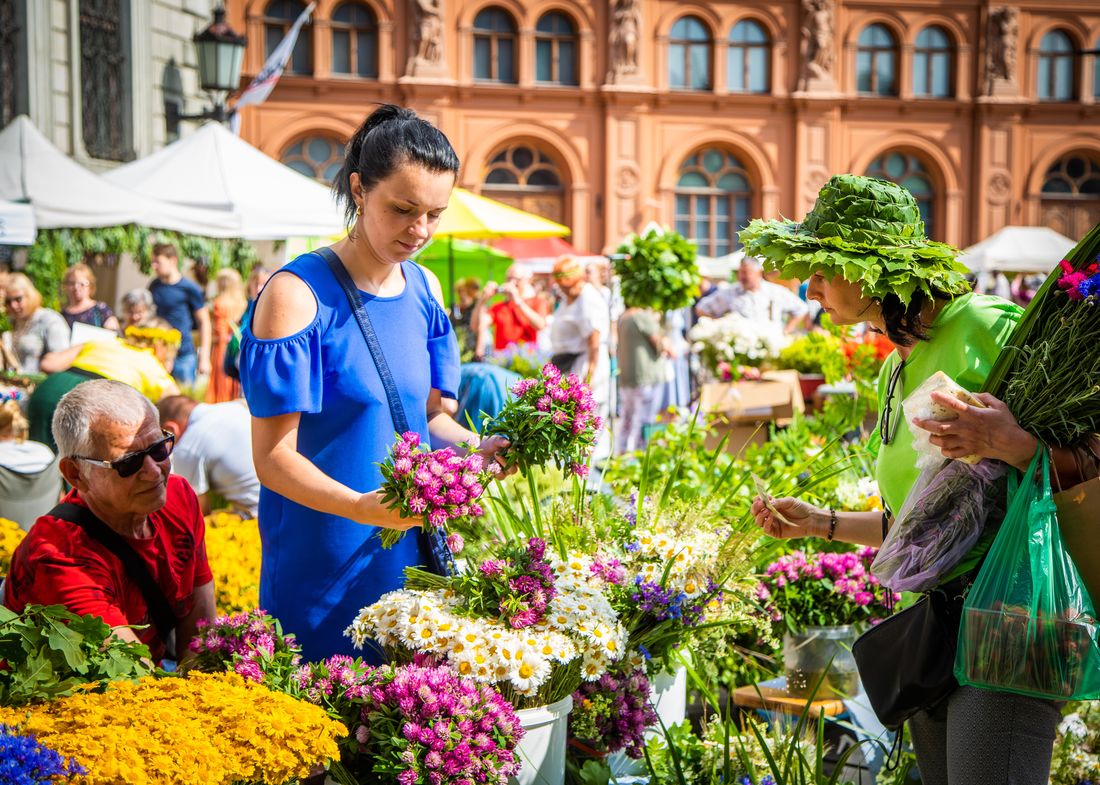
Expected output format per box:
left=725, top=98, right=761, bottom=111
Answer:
left=4, top=379, right=214, bottom=663
left=473, top=265, right=550, bottom=356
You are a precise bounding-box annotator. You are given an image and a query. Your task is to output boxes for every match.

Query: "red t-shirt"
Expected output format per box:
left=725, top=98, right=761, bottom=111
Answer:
left=3, top=475, right=213, bottom=661
left=490, top=297, right=549, bottom=351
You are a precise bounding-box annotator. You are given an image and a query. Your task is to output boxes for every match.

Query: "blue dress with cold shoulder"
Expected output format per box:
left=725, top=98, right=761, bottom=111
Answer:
left=239, top=252, right=459, bottom=662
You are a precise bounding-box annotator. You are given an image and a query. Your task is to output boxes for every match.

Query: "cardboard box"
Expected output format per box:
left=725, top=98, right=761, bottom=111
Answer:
left=698, top=370, right=806, bottom=455
left=699, top=370, right=805, bottom=422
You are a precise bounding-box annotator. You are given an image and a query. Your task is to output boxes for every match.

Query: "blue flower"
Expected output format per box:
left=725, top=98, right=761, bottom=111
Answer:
left=0, top=726, right=86, bottom=784
left=1078, top=272, right=1100, bottom=299
left=638, top=644, right=651, bottom=660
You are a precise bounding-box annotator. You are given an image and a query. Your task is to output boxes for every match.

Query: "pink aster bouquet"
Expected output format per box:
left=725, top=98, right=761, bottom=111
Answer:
left=756, top=549, right=898, bottom=632
left=296, top=656, right=524, bottom=785
left=568, top=659, right=658, bottom=760
left=481, top=362, right=602, bottom=476
left=183, top=609, right=302, bottom=691
left=378, top=431, right=494, bottom=549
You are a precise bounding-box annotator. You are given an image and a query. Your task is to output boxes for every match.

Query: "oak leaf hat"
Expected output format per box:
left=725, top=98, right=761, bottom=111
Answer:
left=738, top=174, right=970, bottom=305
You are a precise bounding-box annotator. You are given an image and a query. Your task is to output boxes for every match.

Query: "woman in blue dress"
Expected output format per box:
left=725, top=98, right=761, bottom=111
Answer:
left=240, top=105, right=509, bottom=662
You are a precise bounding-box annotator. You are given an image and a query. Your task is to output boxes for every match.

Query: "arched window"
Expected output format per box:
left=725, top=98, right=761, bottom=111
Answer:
left=674, top=149, right=753, bottom=256
left=80, top=0, right=133, bottom=161
left=1037, top=30, right=1076, bottom=101
left=482, top=143, right=566, bottom=223
left=473, top=7, right=517, bottom=83
left=264, top=0, right=312, bottom=76
left=669, top=16, right=711, bottom=91
left=913, top=26, right=953, bottom=98
left=281, top=136, right=344, bottom=184
left=1040, top=154, right=1100, bottom=238
left=535, top=12, right=578, bottom=85
left=866, top=152, right=937, bottom=238
left=728, top=19, right=770, bottom=94
left=856, top=24, right=898, bottom=96
left=331, top=2, right=377, bottom=78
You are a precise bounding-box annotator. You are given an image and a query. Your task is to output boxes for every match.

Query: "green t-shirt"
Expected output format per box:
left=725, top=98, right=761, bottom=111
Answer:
left=617, top=309, right=665, bottom=388
left=870, top=292, right=1022, bottom=579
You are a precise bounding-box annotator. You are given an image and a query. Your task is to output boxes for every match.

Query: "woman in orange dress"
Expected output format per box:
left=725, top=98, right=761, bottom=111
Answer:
left=205, top=268, right=247, bottom=402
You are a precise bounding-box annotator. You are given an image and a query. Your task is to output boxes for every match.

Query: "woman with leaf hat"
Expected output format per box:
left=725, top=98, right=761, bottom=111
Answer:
left=745, top=174, right=1086, bottom=784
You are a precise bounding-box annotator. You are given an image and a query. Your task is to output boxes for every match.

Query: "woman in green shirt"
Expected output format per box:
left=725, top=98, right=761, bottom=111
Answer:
left=740, top=175, right=1072, bottom=785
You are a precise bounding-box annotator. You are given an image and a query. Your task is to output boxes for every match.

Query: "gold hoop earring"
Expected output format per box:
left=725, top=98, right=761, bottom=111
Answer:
left=356, top=204, right=362, bottom=217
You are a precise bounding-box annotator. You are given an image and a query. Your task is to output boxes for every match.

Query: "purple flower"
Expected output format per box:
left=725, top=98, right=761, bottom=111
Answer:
left=446, top=532, right=465, bottom=554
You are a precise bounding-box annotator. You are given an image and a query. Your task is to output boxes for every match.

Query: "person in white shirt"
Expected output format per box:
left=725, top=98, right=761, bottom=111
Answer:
left=0, top=400, right=61, bottom=529
left=157, top=396, right=259, bottom=518
left=694, top=256, right=810, bottom=332
left=549, top=256, right=612, bottom=474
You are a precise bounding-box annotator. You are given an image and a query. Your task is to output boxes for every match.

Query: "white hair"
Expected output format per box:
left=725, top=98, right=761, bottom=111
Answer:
left=52, top=380, right=157, bottom=459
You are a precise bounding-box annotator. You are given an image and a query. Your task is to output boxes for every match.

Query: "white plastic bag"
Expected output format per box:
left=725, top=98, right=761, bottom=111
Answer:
left=902, top=371, right=986, bottom=471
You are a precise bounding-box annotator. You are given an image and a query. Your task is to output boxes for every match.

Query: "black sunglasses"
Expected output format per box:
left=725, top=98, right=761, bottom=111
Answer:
left=73, top=431, right=175, bottom=478
left=879, top=360, right=907, bottom=446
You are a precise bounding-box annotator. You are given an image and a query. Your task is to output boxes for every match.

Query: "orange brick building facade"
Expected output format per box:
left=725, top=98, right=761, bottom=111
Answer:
left=227, top=0, right=1100, bottom=255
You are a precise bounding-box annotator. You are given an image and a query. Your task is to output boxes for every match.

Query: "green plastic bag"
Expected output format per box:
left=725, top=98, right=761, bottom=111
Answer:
left=955, top=447, right=1100, bottom=700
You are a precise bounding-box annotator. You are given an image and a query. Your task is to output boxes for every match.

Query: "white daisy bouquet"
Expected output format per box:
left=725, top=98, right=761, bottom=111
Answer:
left=547, top=498, right=764, bottom=670
left=345, top=537, right=628, bottom=709
left=688, top=312, right=791, bottom=381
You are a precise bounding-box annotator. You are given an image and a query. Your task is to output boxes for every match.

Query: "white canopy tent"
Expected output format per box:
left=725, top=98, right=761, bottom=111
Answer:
left=104, top=121, right=345, bottom=240
left=0, top=200, right=35, bottom=245
left=696, top=251, right=745, bottom=279
left=0, top=115, right=238, bottom=234
left=957, top=226, right=1076, bottom=274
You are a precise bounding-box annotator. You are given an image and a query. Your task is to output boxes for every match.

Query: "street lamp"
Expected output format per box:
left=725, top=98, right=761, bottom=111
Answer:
left=165, top=7, right=247, bottom=137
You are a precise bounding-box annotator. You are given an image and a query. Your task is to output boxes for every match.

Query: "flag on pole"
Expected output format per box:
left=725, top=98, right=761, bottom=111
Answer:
left=229, top=1, right=315, bottom=133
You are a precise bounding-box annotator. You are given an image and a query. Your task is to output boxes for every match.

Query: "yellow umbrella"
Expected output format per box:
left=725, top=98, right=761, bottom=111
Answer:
left=435, top=187, right=571, bottom=239
left=434, top=188, right=571, bottom=311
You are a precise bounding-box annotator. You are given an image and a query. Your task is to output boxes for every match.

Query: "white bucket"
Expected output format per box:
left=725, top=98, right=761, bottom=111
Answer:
left=509, top=695, right=573, bottom=785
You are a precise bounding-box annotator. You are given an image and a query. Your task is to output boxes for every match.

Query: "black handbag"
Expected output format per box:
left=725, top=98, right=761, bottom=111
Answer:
left=549, top=351, right=583, bottom=372
left=852, top=579, right=965, bottom=731
left=318, top=248, right=456, bottom=577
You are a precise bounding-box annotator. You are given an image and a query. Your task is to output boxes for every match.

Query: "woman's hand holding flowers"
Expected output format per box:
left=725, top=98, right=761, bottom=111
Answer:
left=913, top=391, right=1039, bottom=472
left=473, top=433, right=516, bottom=479
left=751, top=495, right=825, bottom=539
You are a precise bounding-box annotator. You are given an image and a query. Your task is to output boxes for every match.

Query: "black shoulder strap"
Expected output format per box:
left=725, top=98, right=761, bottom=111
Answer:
left=50, top=502, right=177, bottom=645
left=317, top=247, right=410, bottom=433
left=317, top=247, right=456, bottom=576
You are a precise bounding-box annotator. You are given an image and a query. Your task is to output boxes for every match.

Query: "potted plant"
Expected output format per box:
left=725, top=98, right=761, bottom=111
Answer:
left=613, top=228, right=701, bottom=315
left=775, top=332, right=846, bottom=401
left=755, top=548, right=898, bottom=699
left=687, top=313, right=790, bottom=382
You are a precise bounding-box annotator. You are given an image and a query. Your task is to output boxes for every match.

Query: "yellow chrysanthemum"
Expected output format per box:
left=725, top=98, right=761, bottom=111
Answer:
left=0, top=517, right=26, bottom=576
left=204, top=512, right=261, bottom=614
left=0, top=672, right=343, bottom=785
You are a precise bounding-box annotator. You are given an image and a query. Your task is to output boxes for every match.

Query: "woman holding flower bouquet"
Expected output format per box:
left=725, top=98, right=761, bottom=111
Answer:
left=240, top=105, right=510, bottom=663
left=743, top=175, right=1098, bottom=785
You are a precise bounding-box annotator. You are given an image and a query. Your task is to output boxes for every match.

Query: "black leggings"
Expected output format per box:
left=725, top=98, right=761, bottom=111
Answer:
left=908, top=685, right=1062, bottom=785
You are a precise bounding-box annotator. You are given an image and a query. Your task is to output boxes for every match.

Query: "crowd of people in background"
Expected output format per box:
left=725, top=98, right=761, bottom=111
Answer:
left=0, top=246, right=270, bottom=527
left=0, top=234, right=1048, bottom=533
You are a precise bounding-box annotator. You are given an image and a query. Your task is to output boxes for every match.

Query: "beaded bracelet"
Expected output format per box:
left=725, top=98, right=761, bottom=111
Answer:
left=826, top=508, right=838, bottom=542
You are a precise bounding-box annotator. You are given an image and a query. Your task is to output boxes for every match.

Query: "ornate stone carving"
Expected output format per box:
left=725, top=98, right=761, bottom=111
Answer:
left=987, top=170, right=1013, bottom=205
left=608, top=0, right=642, bottom=82
left=407, top=0, right=446, bottom=77
left=798, top=0, right=835, bottom=92
left=615, top=161, right=641, bottom=196
left=983, top=7, right=1018, bottom=96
